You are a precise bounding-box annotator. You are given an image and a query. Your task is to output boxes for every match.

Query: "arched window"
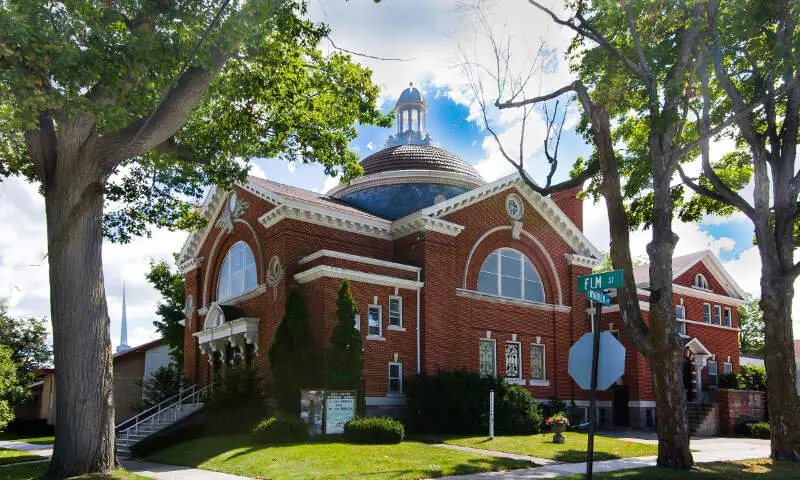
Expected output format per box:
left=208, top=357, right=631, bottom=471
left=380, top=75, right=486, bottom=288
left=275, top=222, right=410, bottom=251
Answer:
left=217, top=241, right=257, bottom=301
left=694, top=274, right=709, bottom=290
left=477, top=248, right=545, bottom=302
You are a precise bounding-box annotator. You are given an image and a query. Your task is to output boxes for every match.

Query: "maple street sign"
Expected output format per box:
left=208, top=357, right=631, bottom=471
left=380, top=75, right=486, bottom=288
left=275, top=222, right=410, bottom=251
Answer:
left=577, top=270, right=623, bottom=292
left=586, top=289, right=611, bottom=306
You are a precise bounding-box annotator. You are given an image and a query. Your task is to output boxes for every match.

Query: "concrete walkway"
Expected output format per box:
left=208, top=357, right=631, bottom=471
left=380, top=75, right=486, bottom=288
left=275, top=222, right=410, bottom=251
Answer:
left=438, top=437, right=771, bottom=479
left=0, top=440, right=54, bottom=458
left=434, top=443, right=558, bottom=466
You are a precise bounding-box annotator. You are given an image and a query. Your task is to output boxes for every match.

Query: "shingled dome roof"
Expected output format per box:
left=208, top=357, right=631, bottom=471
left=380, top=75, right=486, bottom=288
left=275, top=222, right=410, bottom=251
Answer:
left=360, top=144, right=483, bottom=183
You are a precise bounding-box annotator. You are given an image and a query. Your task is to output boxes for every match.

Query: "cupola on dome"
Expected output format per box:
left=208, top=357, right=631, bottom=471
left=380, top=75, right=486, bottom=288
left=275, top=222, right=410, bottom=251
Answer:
left=329, top=82, right=485, bottom=220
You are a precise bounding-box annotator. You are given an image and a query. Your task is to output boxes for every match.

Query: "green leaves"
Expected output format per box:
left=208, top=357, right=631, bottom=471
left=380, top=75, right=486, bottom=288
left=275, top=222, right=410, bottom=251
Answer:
left=145, top=260, right=186, bottom=365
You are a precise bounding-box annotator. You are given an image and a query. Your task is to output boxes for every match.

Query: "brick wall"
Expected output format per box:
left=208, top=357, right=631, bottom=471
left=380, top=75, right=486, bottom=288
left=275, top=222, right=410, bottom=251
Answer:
left=716, top=389, right=765, bottom=434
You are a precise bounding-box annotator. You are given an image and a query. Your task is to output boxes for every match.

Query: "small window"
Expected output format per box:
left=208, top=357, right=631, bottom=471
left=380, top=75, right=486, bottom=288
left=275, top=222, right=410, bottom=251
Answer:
left=675, top=304, right=686, bottom=320
left=703, top=304, right=711, bottom=323
left=354, top=314, right=361, bottom=332
left=530, top=344, right=546, bottom=382
left=713, top=305, right=722, bottom=325
left=694, top=274, right=710, bottom=290
left=724, top=308, right=732, bottom=327
left=504, top=342, right=522, bottom=381
left=367, top=305, right=382, bottom=337
left=479, top=339, right=496, bottom=378
left=675, top=320, right=686, bottom=336
left=388, top=362, right=402, bottom=394
left=411, top=108, right=419, bottom=131
left=389, top=297, right=402, bottom=328
left=709, top=361, right=718, bottom=387
left=723, top=362, right=733, bottom=375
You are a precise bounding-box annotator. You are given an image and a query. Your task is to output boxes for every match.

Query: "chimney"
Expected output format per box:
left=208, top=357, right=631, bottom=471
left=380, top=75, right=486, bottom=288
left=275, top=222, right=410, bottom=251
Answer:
left=550, top=186, right=583, bottom=231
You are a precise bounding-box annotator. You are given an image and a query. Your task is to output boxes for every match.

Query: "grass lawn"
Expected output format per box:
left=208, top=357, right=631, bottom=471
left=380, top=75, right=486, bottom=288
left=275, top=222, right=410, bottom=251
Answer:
left=0, top=449, right=46, bottom=466
left=564, top=458, right=800, bottom=478
left=146, top=434, right=534, bottom=479
left=0, top=463, right=146, bottom=480
left=429, top=432, right=659, bottom=463
left=0, top=434, right=54, bottom=446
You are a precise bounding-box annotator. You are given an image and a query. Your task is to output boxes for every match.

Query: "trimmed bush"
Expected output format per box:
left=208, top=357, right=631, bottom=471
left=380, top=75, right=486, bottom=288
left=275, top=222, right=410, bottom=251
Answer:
left=251, top=414, right=308, bottom=444
left=495, top=385, right=542, bottom=435
left=343, top=417, right=404, bottom=444
left=744, top=421, right=770, bottom=439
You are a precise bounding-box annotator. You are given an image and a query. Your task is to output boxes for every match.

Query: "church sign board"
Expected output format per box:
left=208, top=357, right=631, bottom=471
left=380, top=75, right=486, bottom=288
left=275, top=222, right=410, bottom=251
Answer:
left=324, top=390, right=357, bottom=435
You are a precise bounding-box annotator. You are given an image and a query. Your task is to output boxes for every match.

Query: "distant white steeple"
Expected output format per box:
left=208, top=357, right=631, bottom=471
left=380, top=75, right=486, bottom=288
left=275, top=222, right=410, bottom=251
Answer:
left=116, top=282, right=130, bottom=353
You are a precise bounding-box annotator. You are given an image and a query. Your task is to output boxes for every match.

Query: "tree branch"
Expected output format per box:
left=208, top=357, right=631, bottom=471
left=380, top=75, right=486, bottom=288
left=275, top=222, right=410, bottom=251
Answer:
left=496, top=82, right=577, bottom=109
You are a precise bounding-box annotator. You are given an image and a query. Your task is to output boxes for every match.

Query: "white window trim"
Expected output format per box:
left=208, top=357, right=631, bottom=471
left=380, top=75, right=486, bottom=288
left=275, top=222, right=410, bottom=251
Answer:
left=217, top=241, right=257, bottom=302
left=504, top=341, right=525, bottom=385
left=354, top=314, right=361, bottom=332
left=694, top=274, right=710, bottom=290
left=388, top=362, right=402, bottom=396
left=724, top=307, right=732, bottom=327
left=367, top=304, right=383, bottom=340
left=388, top=296, right=403, bottom=329
left=703, top=303, right=712, bottom=323
left=723, top=362, right=733, bottom=374
left=478, top=248, right=545, bottom=303
left=676, top=304, right=686, bottom=320
left=713, top=305, right=722, bottom=325
left=709, top=360, right=719, bottom=387
left=479, top=338, right=497, bottom=378
left=529, top=343, right=549, bottom=386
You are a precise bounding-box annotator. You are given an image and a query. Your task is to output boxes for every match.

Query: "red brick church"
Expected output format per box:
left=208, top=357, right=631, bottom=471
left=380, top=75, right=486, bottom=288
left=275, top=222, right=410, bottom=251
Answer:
left=177, top=84, right=746, bottom=427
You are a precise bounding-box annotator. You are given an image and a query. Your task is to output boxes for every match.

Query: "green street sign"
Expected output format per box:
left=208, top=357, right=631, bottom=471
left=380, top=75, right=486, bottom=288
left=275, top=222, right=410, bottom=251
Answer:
left=586, top=289, right=611, bottom=306
left=577, top=270, right=623, bottom=292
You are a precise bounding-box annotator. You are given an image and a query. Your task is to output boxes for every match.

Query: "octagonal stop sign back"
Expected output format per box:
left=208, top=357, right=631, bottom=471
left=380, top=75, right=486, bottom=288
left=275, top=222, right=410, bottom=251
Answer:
left=568, top=332, right=626, bottom=391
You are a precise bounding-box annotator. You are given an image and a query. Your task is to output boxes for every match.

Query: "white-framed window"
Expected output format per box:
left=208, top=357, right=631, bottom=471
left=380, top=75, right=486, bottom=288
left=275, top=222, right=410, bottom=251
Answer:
left=477, top=248, right=545, bottom=302
left=724, top=307, right=732, bottom=327
left=703, top=303, right=711, bottom=323
left=723, top=362, right=733, bottom=375
left=388, top=362, right=402, bottom=394
left=217, top=241, right=257, bottom=302
left=530, top=343, right=546, bottom=383
left=675, top=304, right=687, bottom=335
left=694, top=274, right=710, bottom=290
left=367, top=305, right=382, bottom=338
left=479, top=339, right=496, bottom=378
left=354, top=314, right=361, bottom=332
left=709, top=360, right=718, bottom=387
left=411, top=108, right=419, bottom=131
left=713, top=305, right=722, bottom=325
left=504, top=341, right=522, bottom=382
left=388, top=296, right=402, bottom=328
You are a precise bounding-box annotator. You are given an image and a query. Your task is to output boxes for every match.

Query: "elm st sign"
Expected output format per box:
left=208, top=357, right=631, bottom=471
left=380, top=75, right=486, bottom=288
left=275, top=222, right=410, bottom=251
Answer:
left=577, top=270, right=623, bottom=293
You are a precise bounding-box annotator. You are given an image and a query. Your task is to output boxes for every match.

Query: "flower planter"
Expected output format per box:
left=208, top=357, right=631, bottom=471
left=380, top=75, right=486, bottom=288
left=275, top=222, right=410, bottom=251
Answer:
left=550, top=424, right=566, bottom=443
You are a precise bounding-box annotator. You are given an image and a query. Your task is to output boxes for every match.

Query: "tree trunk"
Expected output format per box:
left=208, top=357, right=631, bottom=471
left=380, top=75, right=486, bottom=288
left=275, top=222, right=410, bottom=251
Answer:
left=649, top=344, right=694, bottom=467
left=45, top=160, right=116, bottom=476
left=759, top=269, right=800, bottom=460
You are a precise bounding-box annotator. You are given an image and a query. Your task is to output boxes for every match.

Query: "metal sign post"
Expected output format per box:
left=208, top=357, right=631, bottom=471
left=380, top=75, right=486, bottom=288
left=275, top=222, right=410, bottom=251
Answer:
left=489, top=390, right=495, bottom=439
left=586, top=300, right=602, bottom=479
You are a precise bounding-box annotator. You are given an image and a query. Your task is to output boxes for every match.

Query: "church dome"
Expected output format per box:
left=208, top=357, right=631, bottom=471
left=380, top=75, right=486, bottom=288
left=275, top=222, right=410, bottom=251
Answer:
left=360, top=144, right=483, bottom=182
left=329, top=83, right=485, bottom=220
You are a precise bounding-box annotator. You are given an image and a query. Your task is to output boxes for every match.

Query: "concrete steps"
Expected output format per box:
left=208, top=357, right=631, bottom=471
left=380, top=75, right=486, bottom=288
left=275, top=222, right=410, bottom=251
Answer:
left=116, top=402, right=204, bottom=458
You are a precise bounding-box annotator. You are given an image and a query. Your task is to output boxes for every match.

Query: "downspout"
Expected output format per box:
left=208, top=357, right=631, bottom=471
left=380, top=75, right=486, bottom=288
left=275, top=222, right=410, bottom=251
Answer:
left=416, top=269, right=421, bottom=374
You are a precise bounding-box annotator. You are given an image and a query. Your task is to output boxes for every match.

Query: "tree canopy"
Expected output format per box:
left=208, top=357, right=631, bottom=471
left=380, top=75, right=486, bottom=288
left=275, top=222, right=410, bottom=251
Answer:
left=0, top=301, right=51, bottom=381
left=738, top=299, right=765, bottom=357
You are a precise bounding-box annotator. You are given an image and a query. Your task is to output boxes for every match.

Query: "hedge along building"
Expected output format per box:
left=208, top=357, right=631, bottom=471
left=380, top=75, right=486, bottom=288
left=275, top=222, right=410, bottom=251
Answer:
left=177, top=84, right=746, bottom=424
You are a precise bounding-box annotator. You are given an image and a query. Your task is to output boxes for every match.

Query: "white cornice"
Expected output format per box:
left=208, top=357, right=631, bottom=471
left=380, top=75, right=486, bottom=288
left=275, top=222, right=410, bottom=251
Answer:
left=258, top=202, right=393, bottom=239
left=193, top=317, right=260, bottom=347
left=327, top=169, right=484, bottom=197
left=177, top=186, right=228, bottom=266
left=670, top=284, right=746, bottom=305
left=390, top=213, right=464, bottom=239
left=419, top=173, right=519, bottom=218
left=679, top=317, right=740, bottom=332
left=299, top=250, right=421, bottom=272
left=565, top=254, right=602, bottom=268
left=294, top=265, right=424, bottom=290
left=179, top=257, right=204, bottom=274
left=456, top=288, right=571, bottom=312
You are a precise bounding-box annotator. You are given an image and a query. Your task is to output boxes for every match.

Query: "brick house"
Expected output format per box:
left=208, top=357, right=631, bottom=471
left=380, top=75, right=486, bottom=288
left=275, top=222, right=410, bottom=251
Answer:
left=177, top=84, right=746, bottom=426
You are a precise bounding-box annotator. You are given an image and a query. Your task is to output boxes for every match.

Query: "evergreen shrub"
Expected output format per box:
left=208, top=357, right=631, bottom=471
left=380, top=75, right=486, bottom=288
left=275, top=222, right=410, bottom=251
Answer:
left=343, top=417, right=404, bottom=444
left=251, top=414, right=308, bottom=444
left=744, top=421, right=770, bottom=439
left=405, top=369, right=540, bottom=434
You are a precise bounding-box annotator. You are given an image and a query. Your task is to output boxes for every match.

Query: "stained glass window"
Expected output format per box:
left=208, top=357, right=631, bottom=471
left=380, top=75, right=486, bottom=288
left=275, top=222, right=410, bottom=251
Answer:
left=479, top=340, right=496, bottom=377
left=530, top=344, right=545, bottom=381
left=505, top=342, right=521, bottom=380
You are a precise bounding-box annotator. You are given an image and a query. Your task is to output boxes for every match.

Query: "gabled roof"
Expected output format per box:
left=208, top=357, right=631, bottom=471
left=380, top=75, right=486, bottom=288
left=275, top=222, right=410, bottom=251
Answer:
left=113, top=338, right=164, bottom=360
left=633, top=250, right=746, bottom=300
left=176, top=172, right=601, bottom=268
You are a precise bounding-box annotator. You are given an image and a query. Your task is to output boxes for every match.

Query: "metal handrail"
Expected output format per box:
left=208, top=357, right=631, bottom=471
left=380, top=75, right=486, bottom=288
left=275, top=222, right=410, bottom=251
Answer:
left=116, top=383, right=213, bottom=447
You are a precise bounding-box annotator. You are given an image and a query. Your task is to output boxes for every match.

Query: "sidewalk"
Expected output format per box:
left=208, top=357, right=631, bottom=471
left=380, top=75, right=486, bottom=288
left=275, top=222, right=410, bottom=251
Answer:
left=438, top=437, right=771, bottom=479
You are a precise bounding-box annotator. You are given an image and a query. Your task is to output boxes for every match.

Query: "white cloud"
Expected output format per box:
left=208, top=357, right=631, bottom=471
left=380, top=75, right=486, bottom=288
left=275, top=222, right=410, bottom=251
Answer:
left=288, top=161, right=296, bottom=173
left=367, top=142, right=375, bottom=151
